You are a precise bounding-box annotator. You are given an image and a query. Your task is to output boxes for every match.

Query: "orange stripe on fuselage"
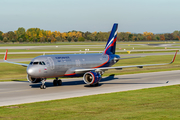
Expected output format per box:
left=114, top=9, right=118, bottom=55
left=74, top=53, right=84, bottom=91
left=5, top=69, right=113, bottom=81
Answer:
left=64, top=73, right=76, bottom=76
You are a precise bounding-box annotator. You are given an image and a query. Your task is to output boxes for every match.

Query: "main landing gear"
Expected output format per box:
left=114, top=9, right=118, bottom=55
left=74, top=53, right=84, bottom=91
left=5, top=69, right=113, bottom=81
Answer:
left=40, top=78, right=62, bottom=89
left=40, top=78, right=46, bottom=89
left=53, top=77, right=62, bottom=86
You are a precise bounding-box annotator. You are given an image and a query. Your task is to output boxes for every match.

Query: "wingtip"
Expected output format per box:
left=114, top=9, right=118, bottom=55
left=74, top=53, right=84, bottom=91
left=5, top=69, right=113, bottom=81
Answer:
left=4, top=49, right=8, bottom=61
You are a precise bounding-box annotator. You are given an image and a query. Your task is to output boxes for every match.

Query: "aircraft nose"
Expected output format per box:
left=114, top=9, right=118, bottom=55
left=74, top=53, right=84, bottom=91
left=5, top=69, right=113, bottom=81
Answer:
left=27, top=67, right=37, bottom=76
left=27, top=68, right=33, bottom=75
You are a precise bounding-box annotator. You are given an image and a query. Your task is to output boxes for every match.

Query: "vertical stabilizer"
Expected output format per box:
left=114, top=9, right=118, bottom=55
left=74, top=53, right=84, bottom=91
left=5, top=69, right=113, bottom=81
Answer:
left=103, top=23, right=118, bottom=55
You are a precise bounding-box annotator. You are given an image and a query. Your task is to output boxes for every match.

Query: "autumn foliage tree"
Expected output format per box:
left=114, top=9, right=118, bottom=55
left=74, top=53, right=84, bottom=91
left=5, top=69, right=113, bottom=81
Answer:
left=160, top=35, right=165, bottom=40
left=0, top=28, right=180, bottom=43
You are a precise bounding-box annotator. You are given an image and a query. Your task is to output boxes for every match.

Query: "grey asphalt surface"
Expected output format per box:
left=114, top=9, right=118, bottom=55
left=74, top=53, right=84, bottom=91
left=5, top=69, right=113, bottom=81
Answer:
left=0, top=70, right=179, bottom=107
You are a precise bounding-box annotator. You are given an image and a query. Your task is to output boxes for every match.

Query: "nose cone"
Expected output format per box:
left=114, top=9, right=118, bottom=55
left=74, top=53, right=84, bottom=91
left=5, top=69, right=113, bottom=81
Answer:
left=27, top=67, right=38, bottom=77
left=27, top=68, right=33, bottom=75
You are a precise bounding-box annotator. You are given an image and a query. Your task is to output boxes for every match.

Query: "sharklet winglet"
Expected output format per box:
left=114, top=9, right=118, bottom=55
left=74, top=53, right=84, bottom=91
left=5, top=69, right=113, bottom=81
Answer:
left=170, top=50, right=178, bottom=64
left=4, top=49, right=8, bottom=61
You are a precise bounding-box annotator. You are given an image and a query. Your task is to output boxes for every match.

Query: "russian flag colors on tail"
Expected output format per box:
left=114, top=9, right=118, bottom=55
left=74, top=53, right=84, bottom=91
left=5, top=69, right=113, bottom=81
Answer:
left=103, top=23, right=118, bottom=55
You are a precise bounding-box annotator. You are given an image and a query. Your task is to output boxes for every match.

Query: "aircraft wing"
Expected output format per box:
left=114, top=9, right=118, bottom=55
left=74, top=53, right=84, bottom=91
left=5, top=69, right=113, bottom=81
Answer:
left=75, top=50, right=178, bottom=74
left=4, top=49, right=29, bottom=67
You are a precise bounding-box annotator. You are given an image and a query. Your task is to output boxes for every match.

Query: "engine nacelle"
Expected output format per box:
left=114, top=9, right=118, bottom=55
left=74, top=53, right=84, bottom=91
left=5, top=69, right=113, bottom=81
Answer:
left=27, top=75, right=42, bottom=83
left=83, top=71, right=102, bottom=85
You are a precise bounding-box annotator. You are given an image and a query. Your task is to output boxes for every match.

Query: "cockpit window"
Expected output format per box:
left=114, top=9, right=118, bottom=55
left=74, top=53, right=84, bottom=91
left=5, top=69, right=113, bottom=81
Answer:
left=33, top=62, right=39, bottom=65
left=29, top=61, right=46, bottom=65
left=42, top=61, right=46, bottom=65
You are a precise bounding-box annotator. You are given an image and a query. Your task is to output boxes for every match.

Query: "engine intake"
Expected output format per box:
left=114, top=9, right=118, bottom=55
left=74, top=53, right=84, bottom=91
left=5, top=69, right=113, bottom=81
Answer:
left=27, top=75, right=42, bottom=83
left=83, top=71, right=102, bottom=85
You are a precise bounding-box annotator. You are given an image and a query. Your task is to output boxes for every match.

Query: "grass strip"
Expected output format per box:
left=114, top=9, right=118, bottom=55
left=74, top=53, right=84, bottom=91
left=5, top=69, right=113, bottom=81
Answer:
left=0, top=85, right=180, bottom=119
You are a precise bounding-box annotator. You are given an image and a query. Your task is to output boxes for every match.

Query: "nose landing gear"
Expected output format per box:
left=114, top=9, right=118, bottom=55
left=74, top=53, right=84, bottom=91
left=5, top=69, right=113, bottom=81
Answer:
left=53, top=77, right=62, bottom=86
left=40, top=78, right=46, bottom=89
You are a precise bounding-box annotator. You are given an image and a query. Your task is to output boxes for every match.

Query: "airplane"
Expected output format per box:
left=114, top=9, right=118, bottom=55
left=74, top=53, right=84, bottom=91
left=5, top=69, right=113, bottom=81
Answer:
left=4, top=23, right=178, bottom=89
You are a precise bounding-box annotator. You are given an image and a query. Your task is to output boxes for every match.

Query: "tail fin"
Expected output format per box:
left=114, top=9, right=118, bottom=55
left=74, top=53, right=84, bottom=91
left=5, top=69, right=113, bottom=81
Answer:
left=103, top=23, right=118, bottom=55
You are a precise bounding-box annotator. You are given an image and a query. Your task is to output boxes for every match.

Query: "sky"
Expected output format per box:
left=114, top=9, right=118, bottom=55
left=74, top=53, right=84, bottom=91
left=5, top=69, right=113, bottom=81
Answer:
left=0, top=0, right=180, bottom=33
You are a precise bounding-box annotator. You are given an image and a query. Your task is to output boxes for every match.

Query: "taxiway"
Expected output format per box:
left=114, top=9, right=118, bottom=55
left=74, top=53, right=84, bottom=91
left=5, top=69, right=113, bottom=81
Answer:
left=0, top=70, right=179, bottom=106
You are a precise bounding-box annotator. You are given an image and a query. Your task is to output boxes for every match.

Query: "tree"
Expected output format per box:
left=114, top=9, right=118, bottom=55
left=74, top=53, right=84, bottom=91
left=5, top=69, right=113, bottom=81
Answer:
left=155, top=35, right=160, bottom=40
left=78, top=37, right=85, bottom=42
left=67, top=36, right=72, bottom=42
left=19, top=38, right=23, bottom=43
left=62, top=33, right=67, bottom=40
left=128, top=34, right=133, bottom=41
left=40, top=37, right=45, bottom=43
left=12, top=39, right=15, bottom=43
left=168, top=33, right=174, bottom=40
left=84, top=31, right=91, bottom=40
left=0, top=31, right=3, bottom=40
left=3, top=37, right=8, bottom=43
left=7, top=31, right=16, bottom=41
left=47, top=37, right=51, bottom=43
left=56, top=36, right=61, bottom=42
left=16, top=27, right=26, bottom=40
left=160, top=35, right=165, bottom=40
left=74, top=37, right=78, bottom=42
left=91, top=31, right=97, bottom=41
left=147, top=36, right=152, bottom=40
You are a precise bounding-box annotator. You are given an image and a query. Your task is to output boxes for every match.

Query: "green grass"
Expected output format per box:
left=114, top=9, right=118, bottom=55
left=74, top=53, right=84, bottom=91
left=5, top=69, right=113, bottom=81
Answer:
left=173, top=44, right=180, bottom=46
left=0, top=85, right=180, bottom=119
left=0, top=54, right=179, bottom=81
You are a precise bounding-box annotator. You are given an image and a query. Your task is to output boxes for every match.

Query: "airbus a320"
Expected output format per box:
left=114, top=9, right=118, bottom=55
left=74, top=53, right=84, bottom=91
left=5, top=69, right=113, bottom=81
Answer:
left=4, top=23, right=178, bottom=89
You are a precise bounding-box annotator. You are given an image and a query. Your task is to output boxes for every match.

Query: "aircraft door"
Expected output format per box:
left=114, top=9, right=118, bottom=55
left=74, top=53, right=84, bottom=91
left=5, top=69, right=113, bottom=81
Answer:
left=47, top=57, right=55, bottom=69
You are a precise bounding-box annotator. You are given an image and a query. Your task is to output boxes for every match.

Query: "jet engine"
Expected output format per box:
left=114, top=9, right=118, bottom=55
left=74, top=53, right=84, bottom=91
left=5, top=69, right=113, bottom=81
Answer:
left=83, top=71, right=102, bottom=85
left=27, top=75, right=42, bottom=83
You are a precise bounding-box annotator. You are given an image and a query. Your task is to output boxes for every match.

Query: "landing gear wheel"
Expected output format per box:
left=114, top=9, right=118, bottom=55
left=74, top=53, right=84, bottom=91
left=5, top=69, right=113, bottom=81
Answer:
left=40, top=79, right=46, bottom=89
left=40, top=85, right=46, bottom=89
left=53, top=80, right=58, bottom=86
left=57, top=80, right=62, bottom=86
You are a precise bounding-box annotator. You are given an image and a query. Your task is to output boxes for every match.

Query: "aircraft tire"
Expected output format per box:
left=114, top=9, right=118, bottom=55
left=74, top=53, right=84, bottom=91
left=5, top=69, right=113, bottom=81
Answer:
left=57, top=80, right=62, bottom=86
left=40, top=85, right=46, bottom=89
left=53, top=80, right=57, bottom=86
